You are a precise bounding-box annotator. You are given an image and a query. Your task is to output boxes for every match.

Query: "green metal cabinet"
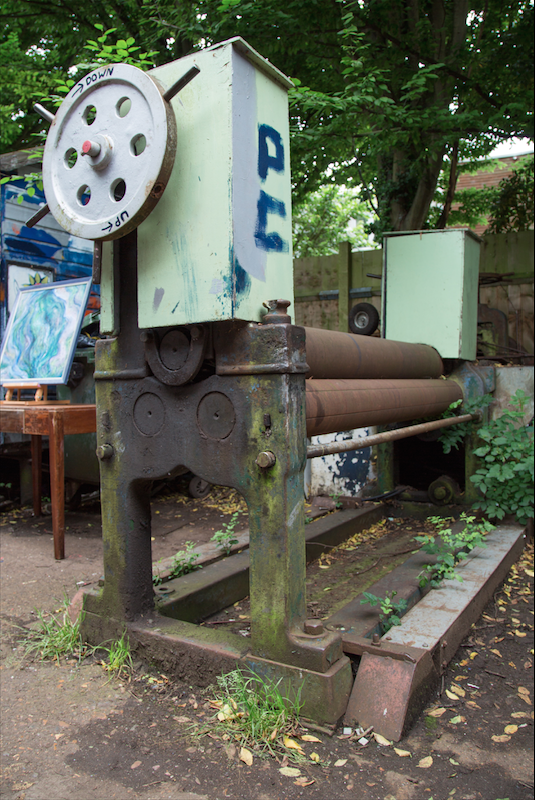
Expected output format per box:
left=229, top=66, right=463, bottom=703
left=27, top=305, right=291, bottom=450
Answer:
left=382, top=229, right=481, bottom=360
left=100, top=37, right=295, bottom=333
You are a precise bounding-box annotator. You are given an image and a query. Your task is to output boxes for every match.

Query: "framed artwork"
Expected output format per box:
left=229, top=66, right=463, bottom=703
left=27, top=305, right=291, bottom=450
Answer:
left=0, top=278, right=92, bottom=386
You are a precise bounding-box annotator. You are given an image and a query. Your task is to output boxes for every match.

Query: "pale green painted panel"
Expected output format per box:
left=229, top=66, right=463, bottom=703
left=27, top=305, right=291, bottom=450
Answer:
left=136, top=38, right=293, bottom=328
left=383, top=229, right=480, bottom=359
left=99, top=241, right=116, bottom=334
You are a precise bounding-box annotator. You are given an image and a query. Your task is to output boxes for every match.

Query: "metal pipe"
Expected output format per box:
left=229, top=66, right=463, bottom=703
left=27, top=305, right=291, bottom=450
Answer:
left=305, top=378, right=462, bottom=437
left=304, top=328, right=443, bottom=380
left=307, top=413, right=476, bottom=459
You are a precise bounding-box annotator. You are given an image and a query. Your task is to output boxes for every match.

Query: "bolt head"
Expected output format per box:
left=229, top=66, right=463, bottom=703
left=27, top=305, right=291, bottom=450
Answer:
left=255, top=451, right=276, bottom=469
left=96, top=443, right=114, bottom=461
left=303, top=619, right=324, bottom=636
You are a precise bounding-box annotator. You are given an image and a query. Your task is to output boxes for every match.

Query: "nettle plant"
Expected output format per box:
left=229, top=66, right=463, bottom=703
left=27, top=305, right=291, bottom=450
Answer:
left=469, top=390, right=534, bottom=526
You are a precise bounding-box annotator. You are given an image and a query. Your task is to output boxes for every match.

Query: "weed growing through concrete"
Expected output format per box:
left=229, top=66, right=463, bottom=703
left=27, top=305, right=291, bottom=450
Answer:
left=210, top=512, right=240, bottom=555
left=209, top=669, right=304, bottom=760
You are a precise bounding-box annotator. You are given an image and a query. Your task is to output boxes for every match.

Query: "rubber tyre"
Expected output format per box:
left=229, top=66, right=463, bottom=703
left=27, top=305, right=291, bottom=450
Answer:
left=348, top=302, right=380, bottom=336
left=188, top=475, right=212, bottom=499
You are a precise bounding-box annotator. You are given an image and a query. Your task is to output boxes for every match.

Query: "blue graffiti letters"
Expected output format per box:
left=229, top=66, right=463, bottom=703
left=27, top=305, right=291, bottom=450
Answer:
left=258, top=125, right=284, bottom=181
left=255, top=191, right=288, bottom=252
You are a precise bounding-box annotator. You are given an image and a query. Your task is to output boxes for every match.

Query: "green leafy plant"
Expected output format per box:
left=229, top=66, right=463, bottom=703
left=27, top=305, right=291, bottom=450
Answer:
left=210, top=512, right=240, bottom=556
left=437, top=396, right=492, bottom=454
left=416, top=513, right=493, bottom=589
left=360, top=590, right=407, bottom=633
left=470, top=390, right=534, bottom=526
left=153, top=541, right=201, bottom=585
left=210, top=669, right=303, bottom=760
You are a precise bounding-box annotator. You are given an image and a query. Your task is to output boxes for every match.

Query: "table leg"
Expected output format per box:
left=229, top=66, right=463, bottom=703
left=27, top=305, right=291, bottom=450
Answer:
left=48, top=412, right=65, bottom=560
left=30, top=435, right=42, bottom=517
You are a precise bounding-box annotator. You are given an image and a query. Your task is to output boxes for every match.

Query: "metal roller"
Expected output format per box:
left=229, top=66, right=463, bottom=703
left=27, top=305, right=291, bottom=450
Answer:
left=305, top=378, right=462, bottom=437
left=304, top=328, right=443, bottom=380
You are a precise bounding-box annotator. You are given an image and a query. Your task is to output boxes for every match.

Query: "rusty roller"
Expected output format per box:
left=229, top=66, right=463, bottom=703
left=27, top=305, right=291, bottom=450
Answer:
left=304, top=328, right=443, bottom=380
left=306, top=378, right=462, bottom=437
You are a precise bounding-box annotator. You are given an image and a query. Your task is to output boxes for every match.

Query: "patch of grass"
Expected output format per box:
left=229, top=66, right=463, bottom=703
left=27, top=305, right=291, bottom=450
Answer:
left=22, top=600, right=133, bottom=681
left=209, top=669, right=303, bottom=760
left=98, top=631, right=133, bottom=681
left=23, top=600, right=92, bottom=664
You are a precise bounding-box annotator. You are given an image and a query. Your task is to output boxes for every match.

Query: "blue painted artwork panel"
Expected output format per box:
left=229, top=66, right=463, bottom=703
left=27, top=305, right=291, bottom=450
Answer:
left=0, top=278, right=91, bottom=385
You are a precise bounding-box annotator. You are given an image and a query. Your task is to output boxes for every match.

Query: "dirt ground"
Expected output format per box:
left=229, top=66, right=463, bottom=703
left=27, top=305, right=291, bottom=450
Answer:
left=0, top=480, right=533, bottom=800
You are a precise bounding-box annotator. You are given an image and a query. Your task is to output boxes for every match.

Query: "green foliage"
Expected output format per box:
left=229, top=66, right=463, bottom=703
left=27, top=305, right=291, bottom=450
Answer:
left=212, top=669, right=303, bottom=759
left=438, top=396, right=493, bottom=455
left=210, top=512, right=240, bottom=556
left=487, top=155, right=535, bottom=234
left=470, top=390, right=534, bottom=525
left=416, top=513, right=493, bottom=589
left=153, top=541, right=201, bottom=585
left=360, top=590, right=407, bottom=633
left=292, top=186, right=374, bottom=258
left=3, top=0, right=534, bottom=235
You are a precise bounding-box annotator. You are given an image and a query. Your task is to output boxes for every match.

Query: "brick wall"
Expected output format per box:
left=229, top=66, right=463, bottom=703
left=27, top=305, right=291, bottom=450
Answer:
left=453, top=152, right=534, bottom=236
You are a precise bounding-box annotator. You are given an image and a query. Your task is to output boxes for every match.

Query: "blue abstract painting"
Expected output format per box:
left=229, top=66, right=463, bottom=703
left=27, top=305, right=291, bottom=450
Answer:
left=0, top=278, right=91, bottom=385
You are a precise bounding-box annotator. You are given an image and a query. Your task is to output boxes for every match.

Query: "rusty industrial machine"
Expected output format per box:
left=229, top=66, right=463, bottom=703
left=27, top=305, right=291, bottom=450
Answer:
left=34, top=38, right=525, bottom=736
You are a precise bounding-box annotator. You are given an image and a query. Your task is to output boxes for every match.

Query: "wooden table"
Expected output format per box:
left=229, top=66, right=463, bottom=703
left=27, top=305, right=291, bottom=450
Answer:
left=0, top=402, right=97, bottom=559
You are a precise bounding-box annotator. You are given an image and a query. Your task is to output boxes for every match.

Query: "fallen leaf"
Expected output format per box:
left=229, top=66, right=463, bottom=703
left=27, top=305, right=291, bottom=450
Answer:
left=373, top=733, right=392, bottom=746
left=173, top=716, right=191, bottom=724
left=518, top=686, right=531, bottom=696
left=504, top=724, right=518, bottom=735
left=394, top=748, right=411, bottom=757
left=469, top=651, right=478, bottom=660
left=491, top=649, right=502, bottom=657
left=130, top=761, right=142, bottom=769
left=427, top=707, right=447, bottom=717
left=280, top=767, right=302, bottom=777
left=309, top=752, right=320, bottom=763
left=334, top=759, right=347, bottom=767
left=449, top=684, right=466, bottom=698
left=283, top=737, right=304, bottom=751
left=449, top=758, right=460, bottom=765
left=491, top=735, right=511, bottom=743
left=515, top=631, right=527, bottom=638
left=524, top=568, right=534, bottom=577
left=454, top=675, right=467, bottom=682
left=445, top=690, right=459, bottom=701
left=466, top=701, right=481, bottom=709
left=449, top=716, right=463, bottom=725
left=239, top=747, right=253, bottom=766
left=511, top=711, right=530, bottom=719
left=294, top=778, right=315, bottom=787
left=301, top=734, right=322, bottom=743
left=417, top=756, right=433, bottom=768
